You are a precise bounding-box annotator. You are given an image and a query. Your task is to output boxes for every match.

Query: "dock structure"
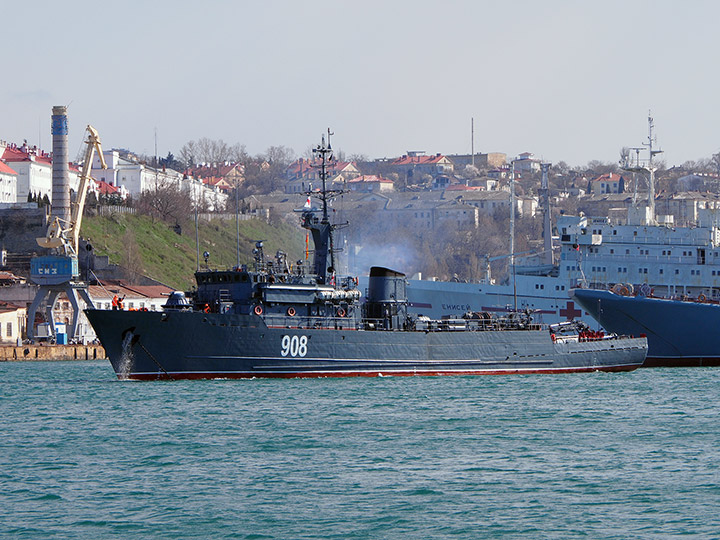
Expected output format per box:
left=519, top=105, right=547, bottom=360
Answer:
left=0, top=344, right=106, bottom=362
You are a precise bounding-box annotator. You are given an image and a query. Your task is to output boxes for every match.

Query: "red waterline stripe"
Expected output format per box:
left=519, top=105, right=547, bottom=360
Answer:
left=122, top=364, right=640, bottom=380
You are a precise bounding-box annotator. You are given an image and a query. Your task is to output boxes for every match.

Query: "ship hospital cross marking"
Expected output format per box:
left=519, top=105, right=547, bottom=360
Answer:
left=559, top=301, right=582, bottom=320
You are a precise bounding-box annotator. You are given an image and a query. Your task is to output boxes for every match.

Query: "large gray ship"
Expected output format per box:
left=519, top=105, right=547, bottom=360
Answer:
left=86, top=132, right=647, bottom=380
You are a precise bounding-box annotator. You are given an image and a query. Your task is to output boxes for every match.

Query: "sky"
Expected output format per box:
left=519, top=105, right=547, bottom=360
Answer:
left=2, top=0, right=719, bottom=168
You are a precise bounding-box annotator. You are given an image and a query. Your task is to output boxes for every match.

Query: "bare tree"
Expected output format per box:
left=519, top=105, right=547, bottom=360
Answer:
left=122, top=229, right=145, bottom=284
left=178, top=140, right=198, bottom=167
left=135, top=179, right=193, bottom=223
left=179, top=138, right=248, bottom=166
left=711, top=152, right=720, bottom=175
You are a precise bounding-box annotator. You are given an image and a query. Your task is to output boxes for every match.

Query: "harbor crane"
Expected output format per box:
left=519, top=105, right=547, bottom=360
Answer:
left=27, top=125, right=107, bottom=342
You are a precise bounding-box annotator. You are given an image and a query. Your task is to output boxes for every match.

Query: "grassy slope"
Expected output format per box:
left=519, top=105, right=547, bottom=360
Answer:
left=81, top=213, right=305, bottom=290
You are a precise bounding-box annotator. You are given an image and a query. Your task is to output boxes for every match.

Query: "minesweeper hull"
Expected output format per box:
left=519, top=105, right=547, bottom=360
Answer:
left=86, top=309, right=647, bottom=380
left=573, top=289, right=720, bottom=367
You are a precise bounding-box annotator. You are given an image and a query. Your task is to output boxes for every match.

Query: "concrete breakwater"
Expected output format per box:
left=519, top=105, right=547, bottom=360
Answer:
left=0, top=344, right=106, bottom=362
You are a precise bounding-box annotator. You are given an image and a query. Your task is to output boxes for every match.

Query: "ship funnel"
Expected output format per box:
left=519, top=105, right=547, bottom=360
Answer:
left=367, top=266, right=407, bottom=303
left=365, top=266, right=408, bottom=329
left=51, top=106, right=70, bottom=225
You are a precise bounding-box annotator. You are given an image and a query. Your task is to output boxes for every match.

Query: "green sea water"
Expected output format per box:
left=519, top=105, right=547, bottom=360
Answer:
left=1, top=361, right=718, bottom=539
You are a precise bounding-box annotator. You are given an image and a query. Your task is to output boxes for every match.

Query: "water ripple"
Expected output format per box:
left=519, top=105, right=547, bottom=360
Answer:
left=1, top=362, right=719, bottom=538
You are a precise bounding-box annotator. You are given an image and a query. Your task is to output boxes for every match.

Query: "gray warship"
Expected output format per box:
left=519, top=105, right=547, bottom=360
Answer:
left=85, top=132, right=647, bottom=380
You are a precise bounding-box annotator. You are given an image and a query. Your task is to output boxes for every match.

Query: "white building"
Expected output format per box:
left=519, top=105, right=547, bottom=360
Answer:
left=0, top=161, right=18, bottom=203
left=0, top=300, right=27, bottom=344
left=92, top=150, right=227, bottom=210
left=0, top=141, right=80, bottom=203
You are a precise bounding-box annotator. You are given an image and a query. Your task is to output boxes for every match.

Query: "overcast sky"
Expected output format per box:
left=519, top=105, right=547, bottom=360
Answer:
left=2, top=0, right=718, bottom=168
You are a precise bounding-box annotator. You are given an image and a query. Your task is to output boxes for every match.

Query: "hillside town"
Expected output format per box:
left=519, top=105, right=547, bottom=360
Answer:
left=3, top=125, right=720, bottom=346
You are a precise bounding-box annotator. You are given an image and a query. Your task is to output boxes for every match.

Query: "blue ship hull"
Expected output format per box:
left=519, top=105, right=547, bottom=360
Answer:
left=572, top=289, right=720, bottom=367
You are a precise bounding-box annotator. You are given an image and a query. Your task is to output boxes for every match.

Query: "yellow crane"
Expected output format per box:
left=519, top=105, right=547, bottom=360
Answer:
left=28, top=125, right=107, bottom=343
left=37, top=125, right=107, bottom=256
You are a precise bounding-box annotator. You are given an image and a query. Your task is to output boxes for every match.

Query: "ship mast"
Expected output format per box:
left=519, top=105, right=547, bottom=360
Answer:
left=510, top=159, right=517, bottom=310
left=303, top=129, right=347, bottom=284
left=621, top=112, right=663, bottom=225
left=540, top=162, right=553, bottom=266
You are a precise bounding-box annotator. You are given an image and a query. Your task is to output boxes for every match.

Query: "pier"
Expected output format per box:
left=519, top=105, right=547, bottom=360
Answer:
left=0, top=344, right=106, bottom=362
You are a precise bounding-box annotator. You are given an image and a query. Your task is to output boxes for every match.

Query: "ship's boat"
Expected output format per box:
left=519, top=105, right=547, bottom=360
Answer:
left=86, top=133, right=647, bottom=380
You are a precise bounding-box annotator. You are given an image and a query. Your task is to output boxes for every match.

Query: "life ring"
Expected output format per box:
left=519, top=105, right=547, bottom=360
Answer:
left=617, top=285, right=630, bottom=296
left=336, top=307, right=346, bottom=317
left=287, top=307, right=296, bottom=316
left=253, top=305, right=263, bottom=316
left=698, top=294, right=707, bottom=303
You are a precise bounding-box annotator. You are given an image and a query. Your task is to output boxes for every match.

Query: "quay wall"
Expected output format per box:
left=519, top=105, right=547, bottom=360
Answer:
left=0, top=344, right=106, bottom=362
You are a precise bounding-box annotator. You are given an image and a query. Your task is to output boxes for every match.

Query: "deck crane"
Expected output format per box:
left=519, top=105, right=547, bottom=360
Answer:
left=27, top=125, right=107, bottom=342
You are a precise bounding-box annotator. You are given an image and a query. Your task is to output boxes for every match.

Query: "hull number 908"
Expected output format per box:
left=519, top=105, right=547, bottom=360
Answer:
left=281, top=335, right=308, bottom=357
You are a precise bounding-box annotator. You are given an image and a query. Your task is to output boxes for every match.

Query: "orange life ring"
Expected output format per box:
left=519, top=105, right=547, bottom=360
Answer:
left=287, top=307, right=296, bottom=316
left=253, top=305, right=263, bottom=316
left=550, top=333, right=556, bottom=342
left=336, top=307, right=346, bottom=317
left=698, top=294, right=707, bottom=302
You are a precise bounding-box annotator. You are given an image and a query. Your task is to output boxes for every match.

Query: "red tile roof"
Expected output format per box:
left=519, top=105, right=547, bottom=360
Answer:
left=0, top=271, right=23, bottom=282
left=391, top=154, right=447, bottom=166
left=0, top=300, right=24, bottom=312
left=445, top=184, right=484, bottom=191
left=90, top=280, right=175, bottom=300
left=187, top=163, right=243, bottom=179
left=95, top=179, right=119, bottom=195
left=348, top=175, right=393, bottom=184
left=202, top=177, right=232, bottom=191
left=286, top=159, right=355, bottom=176
left=592, top=173, right=623, bottom=183
left=0, top=161, right=18, bottom=175
left=2, top=144, right=52, bottom=165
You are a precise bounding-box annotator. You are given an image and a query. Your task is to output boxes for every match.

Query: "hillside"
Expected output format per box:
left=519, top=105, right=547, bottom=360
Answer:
left=81, top=213, right=305, bottom=290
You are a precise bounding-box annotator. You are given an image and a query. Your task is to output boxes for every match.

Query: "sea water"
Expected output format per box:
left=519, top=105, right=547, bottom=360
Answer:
left=1, top=361, right=719, bottom=539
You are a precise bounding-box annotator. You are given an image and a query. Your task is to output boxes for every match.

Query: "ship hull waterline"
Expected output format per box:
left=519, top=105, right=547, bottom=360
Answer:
left=86, top=309, right=647, bottom=380
left=572, top=288, right=720, bottom=367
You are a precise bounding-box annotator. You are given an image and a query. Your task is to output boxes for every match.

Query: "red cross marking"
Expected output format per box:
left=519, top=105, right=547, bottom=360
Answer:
left=559, top=301, right=582, bottom=320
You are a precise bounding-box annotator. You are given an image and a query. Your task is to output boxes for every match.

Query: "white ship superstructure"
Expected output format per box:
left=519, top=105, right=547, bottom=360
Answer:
left=405, top=114, right=720, bottom=326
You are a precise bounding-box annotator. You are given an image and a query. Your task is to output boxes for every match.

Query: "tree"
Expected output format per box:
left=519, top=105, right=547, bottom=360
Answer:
left=159, top=152, right=183, bottom=171
left=122, top=229, right=144, bottom=284
left=178, top=138, right=249, bottom=167
left=711, top=152, right=720, bottom=175
left=135, top=179, right=193, bottom=224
